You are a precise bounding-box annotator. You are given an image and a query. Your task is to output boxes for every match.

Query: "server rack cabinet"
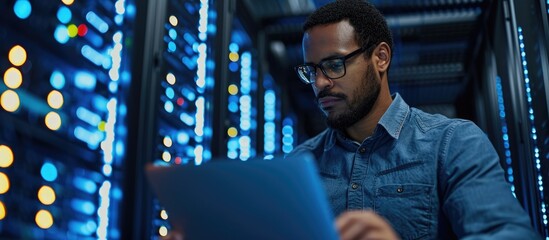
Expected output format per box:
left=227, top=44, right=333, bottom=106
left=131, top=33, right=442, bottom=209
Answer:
left=214, top=0, right=290, bottom=160
left=480, top=0, right=549, bottom=237
left=0, top=0, right=136, bottom=239
left=223, top=19, right=259, bottom=161
left=125, top=0, right=291, bottom=238
left=123, top=0, right=217, bottom=238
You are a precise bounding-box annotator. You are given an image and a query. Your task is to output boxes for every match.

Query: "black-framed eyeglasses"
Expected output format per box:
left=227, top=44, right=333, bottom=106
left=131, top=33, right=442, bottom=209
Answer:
left=294, top=47, right=367, bottom=85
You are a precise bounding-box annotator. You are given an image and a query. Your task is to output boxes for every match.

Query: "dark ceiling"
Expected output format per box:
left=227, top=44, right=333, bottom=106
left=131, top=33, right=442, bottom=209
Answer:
left=240, top=0, right=492, bottom=138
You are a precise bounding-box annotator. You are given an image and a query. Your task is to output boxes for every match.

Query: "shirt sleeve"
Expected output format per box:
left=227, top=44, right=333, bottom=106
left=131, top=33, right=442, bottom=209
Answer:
left=439, top=121, right=540, bottom=239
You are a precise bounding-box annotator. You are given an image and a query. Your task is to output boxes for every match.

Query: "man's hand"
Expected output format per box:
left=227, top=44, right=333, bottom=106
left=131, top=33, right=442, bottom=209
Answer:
left=336, top=210, right=400, bottom=240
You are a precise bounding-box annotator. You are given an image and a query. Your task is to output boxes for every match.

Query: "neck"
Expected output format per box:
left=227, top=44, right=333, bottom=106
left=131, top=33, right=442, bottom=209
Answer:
left=345, top=87, right=392, bottom=142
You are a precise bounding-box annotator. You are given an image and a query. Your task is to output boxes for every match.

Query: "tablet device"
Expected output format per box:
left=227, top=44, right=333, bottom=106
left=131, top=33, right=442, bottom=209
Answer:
left=145, top=153, right=338, bottom=240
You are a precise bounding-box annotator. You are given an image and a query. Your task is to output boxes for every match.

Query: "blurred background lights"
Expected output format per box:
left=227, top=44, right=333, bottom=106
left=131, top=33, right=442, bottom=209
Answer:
left=13, top=0, right=32, bottom=19
left=54, top=25, right=70, bottom=44
left=71, top=199, right=96, bottom=215
left=0, top=172, right=9, bottom=194
left=41, top=162, right=58, bottom=182
left=74, top=71, right=97, bottom=90
left=162, top=151, right=171, bottom=162
left=160, top=210, right=168, bottom=220
left=228, top=84, right=238, bottom=95
left=159, top=226, right=168, bottom=237
left=1, top=90, right=21, bottom=112
left=228, top=62, right=238, bottom=72
left=227, top=127, right=238, bottom=137
left=165, top=87, right=175, bottom=99
left=45, top=111, right=62, bottom=130
left=167, top=42, right=176, bottom=52
left=4, top=67, right=23, bottom=89
left=176, top=97, right=184, bottom=106
left=38, top=186, right=56, bottom=205
left=174, top=156, right=182, bottom=164
left=98, top=121, right=106, bottom=131
left=50, top=70, right=65, bottom=90
left=8, top=45, right=27, bottom=66
left=229, top=43, right=239, bottom=53
left=56, top=6, right=72, bottom=24
left=0, top=145, right=14, bottom=168
left=35, top=210, right=54, bottom=229
left=164, top=101, right=174, bottom=113
left=169, top=15, right=178, bottom=26
left=166, top=73, right=176, bottom=85
left=177, top=132, right=189, bottom=144
left=47, top=90, right=64, bottom=109
left=229, top=52, right=239, bottom=62
left=0, top=201, right=5, bottom=220
left=78, top=24, right=88, bottom=36
left=163, top=136, right=172, bottom=148
left=61, top=0, right=75, bottom=6
left=73, top=177, right=96, bottom=194
left=67, top=24, right=78, bottom=38
left=86, top=11, right=109, bottom=33
left=169, top=29, right=177, bottom=40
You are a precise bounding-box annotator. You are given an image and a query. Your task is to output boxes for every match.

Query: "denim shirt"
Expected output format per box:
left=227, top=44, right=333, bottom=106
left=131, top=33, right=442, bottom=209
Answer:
left=288, top=94, right=538, bottom=240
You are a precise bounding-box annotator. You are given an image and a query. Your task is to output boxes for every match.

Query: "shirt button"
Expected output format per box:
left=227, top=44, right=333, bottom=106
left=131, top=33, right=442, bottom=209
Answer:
left=359, top=147, right=366, bottom=153
left=397, top=187, right=403, bottom=193
left=351, top=183, right=359, bottom=189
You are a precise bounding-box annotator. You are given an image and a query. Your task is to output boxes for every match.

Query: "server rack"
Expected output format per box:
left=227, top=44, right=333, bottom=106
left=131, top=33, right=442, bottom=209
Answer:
left=123, top=0, right=217, bottom=238
left=0, top=0, right=135, bottom=238
left=0, top=0, right=300, bottom=239
left=478, top=0, right=549, bottom=237
left=123, top=0, right=290, bottom=238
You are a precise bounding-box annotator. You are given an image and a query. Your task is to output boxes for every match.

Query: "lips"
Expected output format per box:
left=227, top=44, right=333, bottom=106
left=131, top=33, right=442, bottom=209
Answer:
left=318, top=96, right=343, bottom=109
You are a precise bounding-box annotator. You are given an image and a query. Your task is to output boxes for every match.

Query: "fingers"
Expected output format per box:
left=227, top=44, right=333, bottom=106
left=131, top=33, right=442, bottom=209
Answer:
left=336, top=210, right=400, bottom=240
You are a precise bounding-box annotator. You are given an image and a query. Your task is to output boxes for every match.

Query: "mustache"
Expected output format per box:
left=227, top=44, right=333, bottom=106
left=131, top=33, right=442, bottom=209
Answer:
left=316, top=89, right=347, bottom=101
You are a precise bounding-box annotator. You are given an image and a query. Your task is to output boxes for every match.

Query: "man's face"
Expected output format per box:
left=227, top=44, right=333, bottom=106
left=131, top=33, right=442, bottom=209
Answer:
left=302, top=20, right=380, bottom=130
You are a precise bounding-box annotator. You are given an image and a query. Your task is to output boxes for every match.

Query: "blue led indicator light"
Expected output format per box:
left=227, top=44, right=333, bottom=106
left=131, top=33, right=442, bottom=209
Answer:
left=517, top=26, right=547, bottom=227
left=282, top=117, right=295, bottom=154
left=54, top=25, right=70, bottom=44
left=164, top=101, right=174, bottom=113
left=57, top=6, right=72, bottom=24
left=41, top=162, right=58, bottom=182
left=229, top=43, right=239, bottom=53
left=169, top=29, right=177, bottom=40
left=229, top=62, right=239, bottom=72
left=13, top=0, right=31, bottom=19
left=50, top=70, right=66, bottom=89
left=166, top=87, right=175, bottom=99
left=73, top=177, right=98, bottom=194
left=86, top=11, right=109, bottom=33
left=177, top=132, right=190, bottom=145
left=71, top=199, right=96, bottom=215
left=168, top=42, right=176, bottom=52
left=81, top=45, right=106, bottom=67
left=74, top=71, right=97, bottom=91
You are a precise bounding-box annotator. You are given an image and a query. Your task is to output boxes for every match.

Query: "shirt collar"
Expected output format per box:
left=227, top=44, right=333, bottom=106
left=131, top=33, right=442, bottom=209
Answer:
left=378, top=93, right=410, bottom=140
left=324, top=93, right=410, bottom=150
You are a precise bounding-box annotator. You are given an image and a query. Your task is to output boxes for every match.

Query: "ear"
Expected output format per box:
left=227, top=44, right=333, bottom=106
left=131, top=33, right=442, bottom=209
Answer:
left=373, top=42, right=391, bottom=74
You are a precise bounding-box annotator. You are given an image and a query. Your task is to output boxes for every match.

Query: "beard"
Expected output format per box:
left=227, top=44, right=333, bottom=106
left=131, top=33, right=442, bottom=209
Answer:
left=317, top=64, right=381, bottom=131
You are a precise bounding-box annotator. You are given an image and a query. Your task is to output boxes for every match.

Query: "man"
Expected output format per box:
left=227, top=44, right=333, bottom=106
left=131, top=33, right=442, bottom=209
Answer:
left=288, top=0, right=540, bottom=239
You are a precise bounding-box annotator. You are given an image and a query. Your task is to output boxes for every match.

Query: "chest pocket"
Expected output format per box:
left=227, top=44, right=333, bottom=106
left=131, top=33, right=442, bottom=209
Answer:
left=374, top=184, right=433, bottom=240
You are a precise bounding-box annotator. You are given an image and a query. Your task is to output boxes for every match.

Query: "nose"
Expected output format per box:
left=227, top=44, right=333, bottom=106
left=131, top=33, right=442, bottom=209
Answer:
left=312, top=68, right=333, bottom=91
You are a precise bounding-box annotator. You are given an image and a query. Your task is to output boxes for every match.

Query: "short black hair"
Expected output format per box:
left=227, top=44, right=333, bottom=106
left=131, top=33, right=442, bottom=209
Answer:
left=303, top=0, right=393, bottom=58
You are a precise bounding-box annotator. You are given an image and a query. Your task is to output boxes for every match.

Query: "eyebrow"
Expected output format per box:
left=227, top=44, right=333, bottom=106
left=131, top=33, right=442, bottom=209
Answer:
left=304, top=52, right=348, bottom=65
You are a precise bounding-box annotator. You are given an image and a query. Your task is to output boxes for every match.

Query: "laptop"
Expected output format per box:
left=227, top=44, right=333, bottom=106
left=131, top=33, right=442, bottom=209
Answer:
left=145, top=152, right=338, bottom=240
